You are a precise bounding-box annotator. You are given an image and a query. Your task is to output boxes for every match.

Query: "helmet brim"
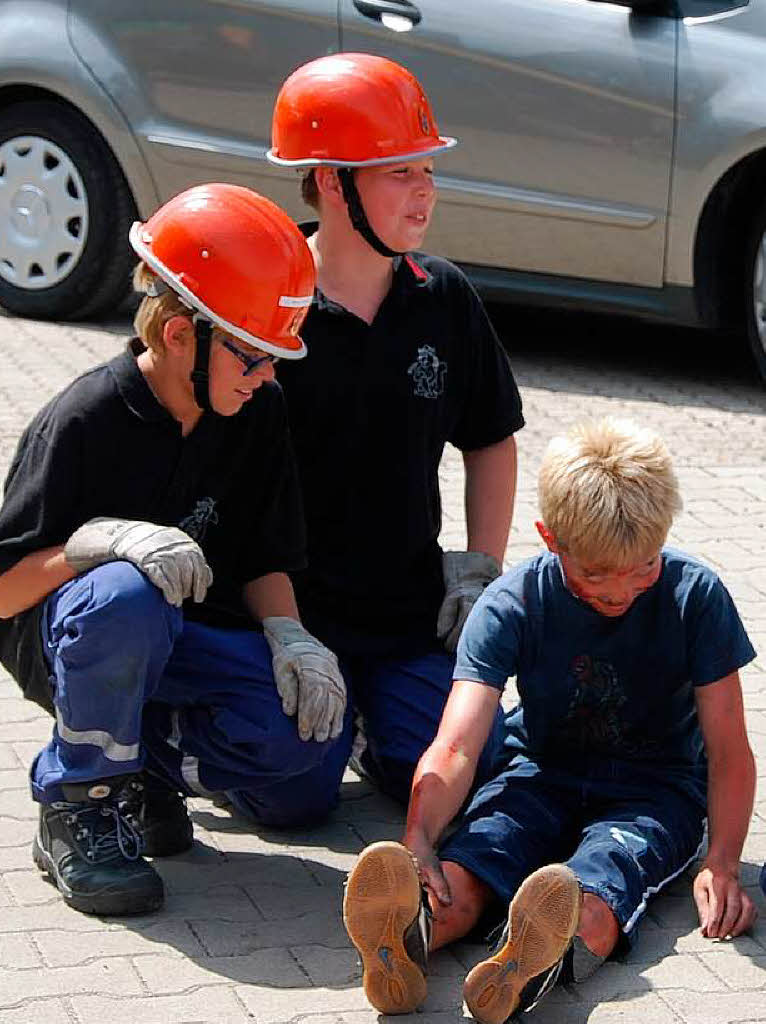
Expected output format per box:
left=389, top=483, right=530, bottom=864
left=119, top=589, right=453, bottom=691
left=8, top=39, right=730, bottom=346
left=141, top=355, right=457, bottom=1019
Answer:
left=266, top=135, right=457, bottom=169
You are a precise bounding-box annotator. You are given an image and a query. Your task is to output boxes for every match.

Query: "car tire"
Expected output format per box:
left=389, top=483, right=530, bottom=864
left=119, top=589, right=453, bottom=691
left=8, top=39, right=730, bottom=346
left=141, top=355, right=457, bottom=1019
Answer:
left=0, top=100, right=138, bottom=321
left=744, top=198, right=766, bottom=384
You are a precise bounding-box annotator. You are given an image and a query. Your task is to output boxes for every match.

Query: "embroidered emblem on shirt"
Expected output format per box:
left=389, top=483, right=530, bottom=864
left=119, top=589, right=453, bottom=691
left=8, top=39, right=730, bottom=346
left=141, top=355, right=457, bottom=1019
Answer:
left=407, top=344, right=447, bottom=399
left=179, top=497, right=219, bottom=542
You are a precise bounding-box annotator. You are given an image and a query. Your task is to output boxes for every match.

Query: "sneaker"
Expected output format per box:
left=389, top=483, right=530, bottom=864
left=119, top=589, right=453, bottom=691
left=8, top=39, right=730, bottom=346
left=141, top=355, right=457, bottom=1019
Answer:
left=32, top=777, right=164, bottom=916
left=343, top=841, right=431, bottom=1014
left=463, top=864, right=581, bottom=1024
left=121, top=774, right=193, bottom=857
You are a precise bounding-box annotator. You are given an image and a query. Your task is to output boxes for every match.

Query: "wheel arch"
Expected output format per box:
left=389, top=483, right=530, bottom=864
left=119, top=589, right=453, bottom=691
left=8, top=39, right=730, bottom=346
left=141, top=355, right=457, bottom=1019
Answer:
left=693, top=146, right=766, bottom=331
left=0, top=82, right=158, bottom=218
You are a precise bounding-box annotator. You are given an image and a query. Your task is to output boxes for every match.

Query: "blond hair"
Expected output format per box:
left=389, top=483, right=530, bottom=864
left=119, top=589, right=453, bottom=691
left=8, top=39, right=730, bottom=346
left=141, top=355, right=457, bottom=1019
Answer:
left=132, top=261, right=192, bottom=353
left=538, top=417, right=682, bottom=567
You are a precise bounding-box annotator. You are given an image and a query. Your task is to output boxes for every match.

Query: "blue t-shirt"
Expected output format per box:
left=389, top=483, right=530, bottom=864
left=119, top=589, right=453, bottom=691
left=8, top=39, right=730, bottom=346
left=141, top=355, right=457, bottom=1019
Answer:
left=455, top=548, right=755, bottom=771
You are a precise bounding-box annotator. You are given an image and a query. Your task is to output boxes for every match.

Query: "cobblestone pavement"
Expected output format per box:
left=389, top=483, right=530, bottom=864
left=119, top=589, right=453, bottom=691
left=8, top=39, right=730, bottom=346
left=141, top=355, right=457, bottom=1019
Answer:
left=0, top=307, right=764, bottom=1023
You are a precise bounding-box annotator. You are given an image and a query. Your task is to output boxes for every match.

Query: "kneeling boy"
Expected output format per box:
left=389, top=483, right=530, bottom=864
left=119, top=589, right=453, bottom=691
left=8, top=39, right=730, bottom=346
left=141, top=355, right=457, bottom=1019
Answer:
left=343, top=417, right=757, bottom=1021
left=0, top=184, right=347, bottom=916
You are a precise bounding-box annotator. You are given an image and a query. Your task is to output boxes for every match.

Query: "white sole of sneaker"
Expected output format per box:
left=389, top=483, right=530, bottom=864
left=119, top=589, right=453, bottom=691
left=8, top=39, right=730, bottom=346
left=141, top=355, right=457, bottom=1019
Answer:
left=463, top=863, right=581, bottom=1024
left=343, top=841, right=428, bottom=1014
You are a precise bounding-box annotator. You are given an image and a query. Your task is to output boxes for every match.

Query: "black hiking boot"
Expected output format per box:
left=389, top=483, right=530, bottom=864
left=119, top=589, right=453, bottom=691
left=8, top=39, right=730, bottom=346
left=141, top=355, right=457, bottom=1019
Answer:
left=121, top=773, right=194, bottom=857
left=32, top=777, right=164, bottom=916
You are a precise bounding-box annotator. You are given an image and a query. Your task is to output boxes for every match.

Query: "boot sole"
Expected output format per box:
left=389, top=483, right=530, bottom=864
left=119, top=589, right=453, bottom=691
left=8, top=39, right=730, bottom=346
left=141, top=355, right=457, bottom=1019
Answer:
left=343, top=841, right=428, bottom=1014
left=463, top=864, right=581, bottom=1024
left=33, top=835, right=164, bottom=916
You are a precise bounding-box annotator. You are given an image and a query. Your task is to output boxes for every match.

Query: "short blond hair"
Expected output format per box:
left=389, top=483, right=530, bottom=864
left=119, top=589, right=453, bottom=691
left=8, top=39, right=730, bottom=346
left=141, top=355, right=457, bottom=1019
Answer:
left=132, top=261, right=192, bottom=353
left=538, top=417, right=682, bottom=567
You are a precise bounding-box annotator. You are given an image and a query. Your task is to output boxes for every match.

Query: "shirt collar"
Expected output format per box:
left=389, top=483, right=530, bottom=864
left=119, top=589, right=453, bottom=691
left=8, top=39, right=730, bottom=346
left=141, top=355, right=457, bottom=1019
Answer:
left=299, top=220, right=433, bottom=313
left=396, top=251, right=433, bottom=288
left=108, top=338, right=178, bottom=427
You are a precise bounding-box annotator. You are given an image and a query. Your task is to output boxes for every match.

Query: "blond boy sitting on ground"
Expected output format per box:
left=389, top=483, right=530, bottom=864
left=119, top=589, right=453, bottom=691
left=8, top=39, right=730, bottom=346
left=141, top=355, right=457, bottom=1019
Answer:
left=343, top=417, right=757, bottom=1022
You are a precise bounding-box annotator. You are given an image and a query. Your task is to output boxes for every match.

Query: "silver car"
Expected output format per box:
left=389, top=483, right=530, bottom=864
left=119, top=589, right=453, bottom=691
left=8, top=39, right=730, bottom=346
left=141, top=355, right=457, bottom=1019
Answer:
left=1, top=0, right=765, bottom=381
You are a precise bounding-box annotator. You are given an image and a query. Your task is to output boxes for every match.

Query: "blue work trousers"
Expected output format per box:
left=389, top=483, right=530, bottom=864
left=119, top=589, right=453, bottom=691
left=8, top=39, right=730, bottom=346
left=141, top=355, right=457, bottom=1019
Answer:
left=341, top=652, right=505, bottom=805
left=32, top=563, right=345, bottom=826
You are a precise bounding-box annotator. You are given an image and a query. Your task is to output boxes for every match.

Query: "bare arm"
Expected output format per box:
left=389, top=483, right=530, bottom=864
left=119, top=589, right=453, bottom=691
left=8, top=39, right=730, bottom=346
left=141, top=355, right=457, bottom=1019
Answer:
left=403, top=678, right=501, bottom=903
left=242, top=572, right=300, bottom=622
left=693, top=670, right=757, bottom=938
left=0, top=546, right=75, bottom=619
left=463, top=435, right=517, bottom=563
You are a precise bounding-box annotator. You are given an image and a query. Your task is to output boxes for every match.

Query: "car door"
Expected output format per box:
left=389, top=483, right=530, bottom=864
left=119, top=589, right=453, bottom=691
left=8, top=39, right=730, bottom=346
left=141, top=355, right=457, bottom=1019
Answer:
left=68, top=0, right=340, bottom=215
left=340, top=0, right=677, bottom=287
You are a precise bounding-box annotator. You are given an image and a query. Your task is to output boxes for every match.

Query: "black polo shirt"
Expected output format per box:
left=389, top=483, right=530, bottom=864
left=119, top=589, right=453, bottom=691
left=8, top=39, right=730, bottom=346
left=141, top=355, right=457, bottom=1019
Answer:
left=278, top=245, right=524, bottom=655
left=0, top=339, right=305, bottom=710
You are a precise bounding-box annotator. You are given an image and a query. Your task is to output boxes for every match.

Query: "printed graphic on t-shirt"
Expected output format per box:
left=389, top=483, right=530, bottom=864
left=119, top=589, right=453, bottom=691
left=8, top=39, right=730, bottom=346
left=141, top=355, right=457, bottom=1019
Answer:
left=407, top=344, right=447, bottom=399
left=559, top=654, right=659, bottom=758
left=179, top=497, right=219, bottom=541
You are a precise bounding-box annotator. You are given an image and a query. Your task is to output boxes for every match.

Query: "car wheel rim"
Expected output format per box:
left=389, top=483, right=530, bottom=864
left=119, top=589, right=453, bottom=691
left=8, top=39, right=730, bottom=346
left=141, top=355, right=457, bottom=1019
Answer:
left=755, top=226, right=766, bottom=356
left=0, top=135, right=89, bottom=290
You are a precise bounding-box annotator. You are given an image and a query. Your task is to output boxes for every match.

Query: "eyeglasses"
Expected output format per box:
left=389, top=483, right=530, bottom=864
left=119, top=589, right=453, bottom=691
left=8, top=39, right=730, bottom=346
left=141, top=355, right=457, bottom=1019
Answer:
left=219, top=337, right=279, bottom=376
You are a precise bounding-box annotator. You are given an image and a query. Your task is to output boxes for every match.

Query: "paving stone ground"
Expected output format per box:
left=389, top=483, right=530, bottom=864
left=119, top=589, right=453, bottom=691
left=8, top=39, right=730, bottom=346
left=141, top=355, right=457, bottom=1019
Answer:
left=0, top=306, right=764, bottom=1023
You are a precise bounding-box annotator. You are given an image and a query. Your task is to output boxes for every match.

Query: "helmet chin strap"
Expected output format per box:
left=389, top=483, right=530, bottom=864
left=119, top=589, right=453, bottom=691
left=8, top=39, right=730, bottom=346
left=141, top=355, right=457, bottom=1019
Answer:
left=190, top=317, right=213, bottom=411
left=337, top=168, right=403, bottom=259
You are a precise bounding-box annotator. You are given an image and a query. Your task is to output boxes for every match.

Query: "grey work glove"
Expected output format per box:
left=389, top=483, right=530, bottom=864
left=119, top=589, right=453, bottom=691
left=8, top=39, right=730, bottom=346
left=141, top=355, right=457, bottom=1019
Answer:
left=262, top=616, right=346, bottom=743
left=64, top=517, right=213, bottom=607
left=436, top=550, right=502, bottom=654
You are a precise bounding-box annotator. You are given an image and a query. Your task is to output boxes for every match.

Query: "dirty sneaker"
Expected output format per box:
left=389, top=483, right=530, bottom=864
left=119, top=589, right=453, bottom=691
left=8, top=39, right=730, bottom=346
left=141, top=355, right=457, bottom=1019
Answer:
left=33, top=777, right=164, bottom=916
left=343, top=840, right=431, bottom=1014
left=463, top=863, right=581, bottom=1024
left=121, top=773, right=193, bottom=857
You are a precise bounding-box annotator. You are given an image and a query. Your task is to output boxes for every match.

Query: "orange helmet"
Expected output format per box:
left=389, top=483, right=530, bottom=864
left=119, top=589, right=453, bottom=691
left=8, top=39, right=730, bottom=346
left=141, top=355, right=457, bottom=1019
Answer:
left=129, top=183, right=315, bottom=359
left=268, top=53, right=457, bottom=168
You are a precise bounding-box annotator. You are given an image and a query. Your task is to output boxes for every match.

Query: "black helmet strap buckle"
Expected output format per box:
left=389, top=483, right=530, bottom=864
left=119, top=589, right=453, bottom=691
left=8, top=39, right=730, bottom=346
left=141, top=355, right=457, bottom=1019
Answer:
left=337, top=168, right=402, bottom=259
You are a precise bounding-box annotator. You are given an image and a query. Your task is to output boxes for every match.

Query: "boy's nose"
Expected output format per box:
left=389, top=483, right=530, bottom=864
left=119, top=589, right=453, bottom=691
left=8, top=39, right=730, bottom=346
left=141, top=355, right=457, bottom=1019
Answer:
left=416, top=173, right=434, bottom=194
left=604, top=585, right=633, bottom=606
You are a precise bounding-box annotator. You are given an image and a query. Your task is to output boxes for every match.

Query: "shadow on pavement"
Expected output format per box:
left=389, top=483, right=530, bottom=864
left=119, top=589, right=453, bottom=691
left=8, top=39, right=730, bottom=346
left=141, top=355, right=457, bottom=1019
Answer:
left=489, top=304, right=766, bottom=414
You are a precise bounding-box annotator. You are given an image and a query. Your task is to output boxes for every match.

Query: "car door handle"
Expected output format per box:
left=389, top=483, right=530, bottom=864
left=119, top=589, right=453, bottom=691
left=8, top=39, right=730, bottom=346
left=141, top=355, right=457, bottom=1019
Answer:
left=352, top=0, right=422, bottom=27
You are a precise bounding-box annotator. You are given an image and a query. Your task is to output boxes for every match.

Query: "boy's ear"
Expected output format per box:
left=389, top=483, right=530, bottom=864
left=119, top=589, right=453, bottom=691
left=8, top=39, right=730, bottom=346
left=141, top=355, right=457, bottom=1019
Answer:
left=162, top=315, right=194, bottom=353
left=314, top=166, right=344, bottom=207
left=535, top=520, right=559, bottom=553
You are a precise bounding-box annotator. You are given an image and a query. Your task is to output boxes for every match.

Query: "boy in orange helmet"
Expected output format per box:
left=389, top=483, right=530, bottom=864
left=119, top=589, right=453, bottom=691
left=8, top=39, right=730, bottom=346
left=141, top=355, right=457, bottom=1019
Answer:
left=0, top=183, right=347, bottom=916
left=268, top=54, right=525, bottom=808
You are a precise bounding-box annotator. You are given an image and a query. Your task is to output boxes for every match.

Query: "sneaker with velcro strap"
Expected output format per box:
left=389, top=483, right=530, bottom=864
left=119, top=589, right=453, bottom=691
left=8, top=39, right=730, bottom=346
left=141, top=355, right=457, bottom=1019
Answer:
left=463, top=863, right=582, bottom=1023
left=343, top=840, right=432, bottom=1014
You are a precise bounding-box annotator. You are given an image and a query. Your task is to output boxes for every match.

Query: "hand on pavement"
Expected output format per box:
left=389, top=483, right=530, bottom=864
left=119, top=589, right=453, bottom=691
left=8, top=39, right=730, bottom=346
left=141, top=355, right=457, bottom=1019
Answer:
left=693, top=863, right=758, bottom=938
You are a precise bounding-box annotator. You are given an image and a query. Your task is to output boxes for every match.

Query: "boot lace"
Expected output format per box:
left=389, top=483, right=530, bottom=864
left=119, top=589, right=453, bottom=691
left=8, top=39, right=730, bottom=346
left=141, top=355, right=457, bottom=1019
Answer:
left=55, top=801, right=143, bottom=863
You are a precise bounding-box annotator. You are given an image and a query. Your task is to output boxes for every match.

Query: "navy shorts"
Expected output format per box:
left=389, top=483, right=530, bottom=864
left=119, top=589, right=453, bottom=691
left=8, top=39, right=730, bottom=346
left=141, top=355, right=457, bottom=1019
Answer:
left=439, top=754, right=706, bottom=946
